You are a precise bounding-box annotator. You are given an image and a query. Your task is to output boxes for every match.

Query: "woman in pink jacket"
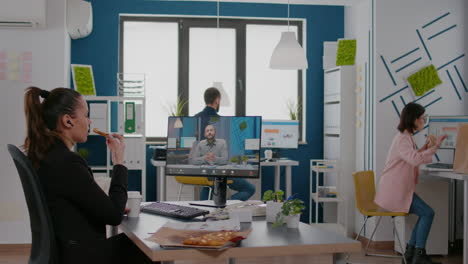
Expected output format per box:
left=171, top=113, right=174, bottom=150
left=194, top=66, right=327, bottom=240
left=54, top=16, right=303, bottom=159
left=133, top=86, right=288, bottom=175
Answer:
left=374, top=102, right=446, bottom=264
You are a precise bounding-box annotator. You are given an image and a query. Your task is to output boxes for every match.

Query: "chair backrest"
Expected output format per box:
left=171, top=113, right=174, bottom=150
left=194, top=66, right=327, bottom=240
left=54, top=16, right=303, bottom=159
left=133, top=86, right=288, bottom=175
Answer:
left=352, top=170, right=379, bottom=215
left=175, top=176, right=213, bottom=186
left=7, top=144, right=57, bottom=264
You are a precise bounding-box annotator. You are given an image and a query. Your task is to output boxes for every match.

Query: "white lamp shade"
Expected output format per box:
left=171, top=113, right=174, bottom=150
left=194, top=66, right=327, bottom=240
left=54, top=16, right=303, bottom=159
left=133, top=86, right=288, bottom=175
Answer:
left=212, top=81, right=231, bottom=107
left=270, top=31, right=308, bottom=70
left=174, top=117, right=183, bottom=128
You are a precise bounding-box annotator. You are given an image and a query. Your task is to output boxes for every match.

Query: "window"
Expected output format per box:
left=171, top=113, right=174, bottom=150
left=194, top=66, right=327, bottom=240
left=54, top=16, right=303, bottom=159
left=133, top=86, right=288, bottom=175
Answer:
left=120, top=17, right=305, bottom=141
left=122, top=20, right=178, bottom=138
left=188, top=27, right=236, bottom=116
left=246, top=24, right=300, bottom=120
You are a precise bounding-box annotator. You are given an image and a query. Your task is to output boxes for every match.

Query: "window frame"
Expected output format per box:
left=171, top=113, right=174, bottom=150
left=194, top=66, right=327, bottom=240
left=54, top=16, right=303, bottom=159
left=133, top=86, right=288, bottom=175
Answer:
left=119, top=16, right=305, bottom=143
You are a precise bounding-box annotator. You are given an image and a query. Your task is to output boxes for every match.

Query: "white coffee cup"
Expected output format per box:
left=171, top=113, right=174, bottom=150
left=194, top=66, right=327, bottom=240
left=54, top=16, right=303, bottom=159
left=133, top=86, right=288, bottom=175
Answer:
left=229, top=208, right=253, bottom=222
left=264, top=149, right=273, bottom=160
left=127, top=191, right=142, bottom=217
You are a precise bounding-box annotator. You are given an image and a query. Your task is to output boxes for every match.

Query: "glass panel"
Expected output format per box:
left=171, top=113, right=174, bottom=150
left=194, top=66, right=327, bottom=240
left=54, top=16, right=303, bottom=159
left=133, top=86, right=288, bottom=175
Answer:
left=189, top=27, right=236, bottom=116
left=246, top=25, right=299, bottom=120
left=123, top=21, right=178, bottom=138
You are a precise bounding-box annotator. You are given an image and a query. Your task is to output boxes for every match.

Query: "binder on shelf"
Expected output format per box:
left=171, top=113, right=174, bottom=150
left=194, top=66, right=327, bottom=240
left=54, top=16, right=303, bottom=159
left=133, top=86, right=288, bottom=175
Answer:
left=125, top=102, right=136, bottom=133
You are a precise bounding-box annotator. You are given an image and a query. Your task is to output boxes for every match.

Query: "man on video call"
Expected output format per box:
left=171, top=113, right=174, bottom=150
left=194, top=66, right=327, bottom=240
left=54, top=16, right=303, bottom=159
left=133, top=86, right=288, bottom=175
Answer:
left=194, top=87, right=256, bottom=201
left=191, top=124, right=228, bottom=165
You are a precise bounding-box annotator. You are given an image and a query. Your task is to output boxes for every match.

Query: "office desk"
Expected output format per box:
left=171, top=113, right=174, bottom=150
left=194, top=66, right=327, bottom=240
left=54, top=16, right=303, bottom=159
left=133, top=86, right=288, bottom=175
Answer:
left=422, top=166, right=468, bottom=264
left=119, top=202, right=360, bottom=264
left=151, top=159, right=299, bottom=201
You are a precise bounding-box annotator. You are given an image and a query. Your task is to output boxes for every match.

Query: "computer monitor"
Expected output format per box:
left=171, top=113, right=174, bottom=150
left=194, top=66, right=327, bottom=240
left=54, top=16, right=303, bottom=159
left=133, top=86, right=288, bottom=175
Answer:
left=428, top=115, right=468, bottom=149
left=261, top=120, right=299, bottom=158
left=166, top=116, right=262, bottom=207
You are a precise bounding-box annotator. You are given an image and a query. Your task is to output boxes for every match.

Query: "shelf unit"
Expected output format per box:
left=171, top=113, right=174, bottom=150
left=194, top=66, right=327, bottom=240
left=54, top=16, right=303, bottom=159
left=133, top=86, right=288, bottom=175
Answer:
left=310, top=159, right=346, bottom=234
left=83, top=96, right=146, bottom=200
left=319, top=65, right=356, bottom=236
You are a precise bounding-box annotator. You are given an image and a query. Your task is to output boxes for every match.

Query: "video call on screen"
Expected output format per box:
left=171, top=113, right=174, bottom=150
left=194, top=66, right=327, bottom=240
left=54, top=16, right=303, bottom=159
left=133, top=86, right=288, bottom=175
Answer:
left=166, top=116, right=262, bottom=178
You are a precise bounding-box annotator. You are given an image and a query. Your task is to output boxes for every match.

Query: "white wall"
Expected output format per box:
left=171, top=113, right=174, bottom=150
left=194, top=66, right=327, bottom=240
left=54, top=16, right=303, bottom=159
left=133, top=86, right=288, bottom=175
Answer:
left=374, top=0, right=466, bottom=241
left=0, top=0, right=70, bottom=243
left=346, top=0, right=466, bottom=242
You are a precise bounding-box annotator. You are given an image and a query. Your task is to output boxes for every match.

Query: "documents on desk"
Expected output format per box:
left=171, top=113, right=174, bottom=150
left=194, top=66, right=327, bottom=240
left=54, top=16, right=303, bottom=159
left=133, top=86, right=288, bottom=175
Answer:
left=145, top=219, right=251, bottom=250
left=225, top=200, right=266, bottom=217
left=163, top=218, right=241, bottom=231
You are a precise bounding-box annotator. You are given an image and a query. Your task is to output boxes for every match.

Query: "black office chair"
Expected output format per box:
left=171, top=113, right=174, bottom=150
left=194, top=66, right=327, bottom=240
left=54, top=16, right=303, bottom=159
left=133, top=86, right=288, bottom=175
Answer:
left=7, top=144, right=58, bottom=264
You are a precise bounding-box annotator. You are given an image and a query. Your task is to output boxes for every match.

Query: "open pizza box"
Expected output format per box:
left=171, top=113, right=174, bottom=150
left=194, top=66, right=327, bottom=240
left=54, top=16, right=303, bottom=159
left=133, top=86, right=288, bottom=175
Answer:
left=146, top=219, right=251, bottom=250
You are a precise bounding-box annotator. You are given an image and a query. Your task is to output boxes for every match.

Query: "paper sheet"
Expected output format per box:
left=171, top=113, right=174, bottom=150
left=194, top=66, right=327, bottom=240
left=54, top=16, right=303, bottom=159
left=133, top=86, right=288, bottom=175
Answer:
left=163, top=218, right=241, bottom=231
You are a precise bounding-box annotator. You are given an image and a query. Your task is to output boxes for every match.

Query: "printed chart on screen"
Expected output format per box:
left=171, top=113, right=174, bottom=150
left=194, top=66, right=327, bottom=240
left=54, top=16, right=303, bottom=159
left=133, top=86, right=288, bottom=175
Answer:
left=261, top=120, right=299, bottom=149
left=428, top=116, right=468, bottom=149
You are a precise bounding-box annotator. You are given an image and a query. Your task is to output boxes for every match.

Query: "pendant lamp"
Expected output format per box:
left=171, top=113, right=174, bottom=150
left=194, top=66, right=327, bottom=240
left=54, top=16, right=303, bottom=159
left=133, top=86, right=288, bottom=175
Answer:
left=212, top=0, right=230, bottom=107
left=213, top=81, right=230, bottom=107
left=270, top=0, right=308, bottom=70
left=174, top=118, right=183, bottom=128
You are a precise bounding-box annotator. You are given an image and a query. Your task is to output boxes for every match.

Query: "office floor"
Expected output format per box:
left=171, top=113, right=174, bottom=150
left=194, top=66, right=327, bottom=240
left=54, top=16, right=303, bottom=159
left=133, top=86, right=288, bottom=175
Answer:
left=0, top=246, right=462, bottom=264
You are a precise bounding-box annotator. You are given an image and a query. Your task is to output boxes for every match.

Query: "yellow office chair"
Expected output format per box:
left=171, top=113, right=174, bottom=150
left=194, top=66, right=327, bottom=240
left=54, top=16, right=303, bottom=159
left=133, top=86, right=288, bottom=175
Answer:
left=352, top=170, right=408, bottom=264
left=175, top=176, right=233, bottom=201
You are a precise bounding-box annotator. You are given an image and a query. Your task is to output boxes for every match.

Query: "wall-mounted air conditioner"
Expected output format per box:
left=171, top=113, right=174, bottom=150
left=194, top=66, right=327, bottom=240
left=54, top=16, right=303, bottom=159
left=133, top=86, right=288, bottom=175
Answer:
left=67, top=0, right=93, bottom=39
left=0, top=0, right=46, bottom=28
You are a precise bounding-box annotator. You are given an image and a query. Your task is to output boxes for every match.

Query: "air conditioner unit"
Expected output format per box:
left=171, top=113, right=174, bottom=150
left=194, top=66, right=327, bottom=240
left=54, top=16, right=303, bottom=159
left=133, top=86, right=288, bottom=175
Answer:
left=0, top=0, right=46, bottom=28
left=0, top=20, right=42, bottom=28
left=67, top=0, right=93, bottom=39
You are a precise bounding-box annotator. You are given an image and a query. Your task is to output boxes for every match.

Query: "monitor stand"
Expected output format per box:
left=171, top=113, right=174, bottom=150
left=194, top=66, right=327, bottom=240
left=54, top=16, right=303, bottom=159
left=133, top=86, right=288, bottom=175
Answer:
left=212, top=177, right=227, bottom=208
left=272, top=148, right=281, bottom=160
left=188, top=177, right=228, bottom=208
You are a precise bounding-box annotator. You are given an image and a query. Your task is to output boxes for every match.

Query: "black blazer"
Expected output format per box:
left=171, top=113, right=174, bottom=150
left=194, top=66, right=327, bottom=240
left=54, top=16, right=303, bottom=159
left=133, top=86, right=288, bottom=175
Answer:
left=37, top=140, right=128, bottom=263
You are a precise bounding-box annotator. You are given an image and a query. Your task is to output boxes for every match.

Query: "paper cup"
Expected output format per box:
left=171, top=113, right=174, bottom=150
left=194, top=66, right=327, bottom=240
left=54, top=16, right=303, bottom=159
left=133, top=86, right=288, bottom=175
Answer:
left=127, top=191, right=142, bottom=217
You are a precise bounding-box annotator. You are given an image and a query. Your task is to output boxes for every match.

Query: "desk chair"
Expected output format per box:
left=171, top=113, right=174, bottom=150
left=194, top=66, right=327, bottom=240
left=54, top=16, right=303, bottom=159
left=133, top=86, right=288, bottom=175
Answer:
left=175, top=176, right=233, bottom=201
left=352, top=170, right=408, bottom=264
left=7, top=144, right=58, bottom=264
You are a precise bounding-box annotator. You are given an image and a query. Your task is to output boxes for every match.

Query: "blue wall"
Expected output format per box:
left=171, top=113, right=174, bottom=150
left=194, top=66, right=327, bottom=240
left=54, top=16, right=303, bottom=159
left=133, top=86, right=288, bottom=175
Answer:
left=72, top=1, right=344, bottom=223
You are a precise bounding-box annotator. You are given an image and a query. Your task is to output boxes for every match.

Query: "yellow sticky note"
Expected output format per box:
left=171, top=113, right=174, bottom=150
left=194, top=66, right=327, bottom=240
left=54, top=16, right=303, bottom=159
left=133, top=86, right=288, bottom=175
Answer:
left=8, top=52, right=19, bottom=61
left=9, top=60, right=20, bottom=72
left=8, top=71, right=20, bottom=81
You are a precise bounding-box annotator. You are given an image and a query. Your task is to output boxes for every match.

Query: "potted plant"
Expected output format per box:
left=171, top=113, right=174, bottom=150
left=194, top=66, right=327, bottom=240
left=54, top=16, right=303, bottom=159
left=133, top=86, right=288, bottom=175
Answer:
left=241, top=155, right=249, bottom=165
left=262, top=189, right=284, bottom=223
left=230, top=156, right=240, bottom=164
left=167, top=95, right=188, bottom=117
left=275, top=198, right=305, bottom=228
left=286, top=97, right=302, bottom=120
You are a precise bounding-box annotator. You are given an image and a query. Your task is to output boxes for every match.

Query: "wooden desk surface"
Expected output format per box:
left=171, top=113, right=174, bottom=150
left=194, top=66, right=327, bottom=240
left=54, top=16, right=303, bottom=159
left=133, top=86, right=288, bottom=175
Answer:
left=119, top=204, right=361, bottom=262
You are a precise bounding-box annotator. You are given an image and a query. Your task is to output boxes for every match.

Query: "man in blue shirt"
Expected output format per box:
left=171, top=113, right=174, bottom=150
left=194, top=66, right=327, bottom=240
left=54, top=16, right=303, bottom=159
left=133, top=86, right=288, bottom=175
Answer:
left=195, top=87, right=256, bottom=201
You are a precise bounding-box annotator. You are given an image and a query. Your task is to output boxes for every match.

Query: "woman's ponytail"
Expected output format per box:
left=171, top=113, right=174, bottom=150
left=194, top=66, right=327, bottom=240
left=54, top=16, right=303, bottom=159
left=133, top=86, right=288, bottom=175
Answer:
left=23, top=87, right=56, bottom=168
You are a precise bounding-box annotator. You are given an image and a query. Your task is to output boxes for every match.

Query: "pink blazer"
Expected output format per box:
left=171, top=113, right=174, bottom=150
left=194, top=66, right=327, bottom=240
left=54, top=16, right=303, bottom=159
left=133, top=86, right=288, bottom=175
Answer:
left=374, top=131, right=436, bottom=213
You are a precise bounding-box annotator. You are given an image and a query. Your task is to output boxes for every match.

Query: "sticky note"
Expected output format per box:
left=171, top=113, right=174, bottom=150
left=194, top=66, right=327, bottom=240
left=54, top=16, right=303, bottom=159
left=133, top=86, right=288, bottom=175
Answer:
left=22, top=62, right=32, bottom=72
left=21, top=51, right=32, bottom=61
left=21, top=72, right=32, bottom=83
left=8, top=71, right=20, bottom=81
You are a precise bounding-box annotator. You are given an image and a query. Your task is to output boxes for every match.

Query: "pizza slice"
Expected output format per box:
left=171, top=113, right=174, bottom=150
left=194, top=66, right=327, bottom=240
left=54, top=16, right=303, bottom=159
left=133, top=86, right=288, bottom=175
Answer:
left=182, top=231, right=239, bottom=247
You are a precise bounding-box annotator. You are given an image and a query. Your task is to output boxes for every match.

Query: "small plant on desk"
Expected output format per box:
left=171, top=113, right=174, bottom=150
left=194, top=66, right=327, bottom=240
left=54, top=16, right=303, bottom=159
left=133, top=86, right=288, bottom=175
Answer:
left=230, top=156, right=240, bottom=164
left=241, top=155, right=249, bottom=165
left=262, top=189, right=284, bottom=202
left=273, top=198, right=305, bottom=228
left=263, top=190, right=285, bottom=223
